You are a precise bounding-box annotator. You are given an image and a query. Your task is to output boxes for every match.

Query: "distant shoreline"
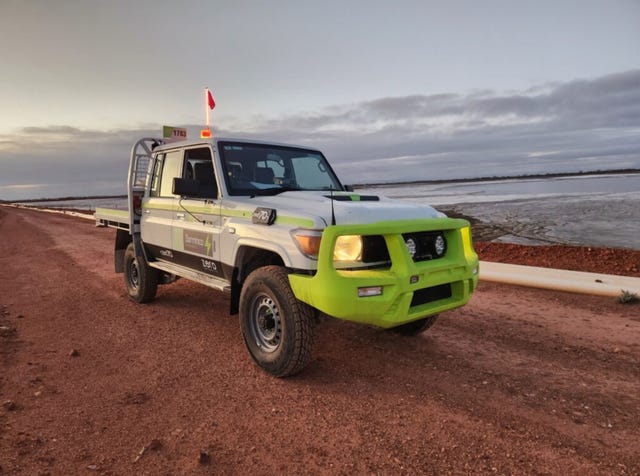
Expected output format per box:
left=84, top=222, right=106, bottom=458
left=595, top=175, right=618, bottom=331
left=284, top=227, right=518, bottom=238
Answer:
left=353, top=167, right=640, bottom=189
left=4, top=194, right=127, bottom=204
left=3, top=167, right=639, bottom=203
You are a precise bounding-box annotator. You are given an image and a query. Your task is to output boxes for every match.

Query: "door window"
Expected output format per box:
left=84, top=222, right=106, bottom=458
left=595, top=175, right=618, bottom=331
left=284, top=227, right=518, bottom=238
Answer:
left=183, top=147, right=218, bottom=199
left=159, top=150, right=184, bottom=197
left=149, top=154, right=164, bottom=197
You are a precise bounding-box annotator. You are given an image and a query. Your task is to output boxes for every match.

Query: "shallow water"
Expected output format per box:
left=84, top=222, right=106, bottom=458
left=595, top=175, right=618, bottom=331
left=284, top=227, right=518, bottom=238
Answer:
left=446, top=193, right=640, bottom=248
left=361, top=173, right=640, bottom=206
left=19, top=197, right=128, bottom=210
left=18, top=173, right=640, bottom=249
left=361, top=173, right=640, bottom=249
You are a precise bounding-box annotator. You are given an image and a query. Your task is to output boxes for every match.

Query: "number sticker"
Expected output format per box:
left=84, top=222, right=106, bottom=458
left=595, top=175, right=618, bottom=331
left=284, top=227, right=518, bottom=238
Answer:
left=252, top=207, right=277, bottom=225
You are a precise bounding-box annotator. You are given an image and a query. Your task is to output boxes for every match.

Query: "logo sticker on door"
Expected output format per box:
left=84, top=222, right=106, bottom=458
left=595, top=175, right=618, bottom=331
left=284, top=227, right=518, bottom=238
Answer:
left=183, top=230, right=214, bottom=256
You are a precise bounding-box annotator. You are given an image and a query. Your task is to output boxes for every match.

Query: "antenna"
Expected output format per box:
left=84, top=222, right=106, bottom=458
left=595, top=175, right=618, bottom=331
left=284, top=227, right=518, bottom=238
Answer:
left=178, top=197, right=205, bottom=224
left=330, top=187, right=336, bottom=225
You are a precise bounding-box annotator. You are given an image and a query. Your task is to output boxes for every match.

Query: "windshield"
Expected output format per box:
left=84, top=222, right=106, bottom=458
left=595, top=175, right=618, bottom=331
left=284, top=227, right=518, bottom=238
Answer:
left=219, top=141, right=344, bottom=196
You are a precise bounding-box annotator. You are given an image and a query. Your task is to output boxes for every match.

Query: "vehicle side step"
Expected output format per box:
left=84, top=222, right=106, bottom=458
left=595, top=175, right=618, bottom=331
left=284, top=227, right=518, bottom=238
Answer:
left=149, top=261, right=231, bottom=292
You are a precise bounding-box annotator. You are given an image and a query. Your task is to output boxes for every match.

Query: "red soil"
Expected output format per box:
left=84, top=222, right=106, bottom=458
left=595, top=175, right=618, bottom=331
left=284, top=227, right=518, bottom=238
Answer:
left=1, top=207, right=639, bottom=475
left=475, top=242, right=640, bottom=277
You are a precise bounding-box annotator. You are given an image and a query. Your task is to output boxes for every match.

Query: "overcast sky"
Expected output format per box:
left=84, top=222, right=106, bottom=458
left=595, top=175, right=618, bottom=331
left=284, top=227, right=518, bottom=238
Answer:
left=1, top=0, right=639, bottom=200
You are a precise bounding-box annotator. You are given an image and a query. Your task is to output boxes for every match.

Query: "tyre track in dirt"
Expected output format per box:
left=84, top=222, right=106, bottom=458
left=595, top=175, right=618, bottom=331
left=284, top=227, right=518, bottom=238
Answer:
left=1, top=206, right=639, bottom=475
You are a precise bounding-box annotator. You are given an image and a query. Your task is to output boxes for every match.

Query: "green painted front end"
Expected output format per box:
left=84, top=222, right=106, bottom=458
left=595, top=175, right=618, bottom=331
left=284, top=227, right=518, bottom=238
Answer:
left=288, top=218, right=478, bottom=328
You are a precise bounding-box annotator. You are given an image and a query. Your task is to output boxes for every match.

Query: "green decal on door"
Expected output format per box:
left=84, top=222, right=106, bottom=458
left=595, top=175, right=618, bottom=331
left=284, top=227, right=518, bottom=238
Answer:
left=183, top=230, right=214, bottom=256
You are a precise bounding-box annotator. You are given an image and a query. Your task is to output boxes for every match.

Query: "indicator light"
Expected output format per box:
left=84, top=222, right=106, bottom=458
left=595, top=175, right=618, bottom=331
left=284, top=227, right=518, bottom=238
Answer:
left=358, top=286, right=383, bottom=297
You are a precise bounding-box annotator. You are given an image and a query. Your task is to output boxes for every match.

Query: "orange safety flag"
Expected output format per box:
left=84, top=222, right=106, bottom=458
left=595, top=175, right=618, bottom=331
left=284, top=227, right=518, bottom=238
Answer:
left=207, top=90, right=216, bottom=109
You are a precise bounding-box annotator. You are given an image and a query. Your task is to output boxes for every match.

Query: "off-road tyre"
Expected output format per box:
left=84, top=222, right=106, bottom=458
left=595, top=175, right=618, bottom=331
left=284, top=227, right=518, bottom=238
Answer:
left=240, top=266, right=315, bottom=377
left=124, top=242, right=159, bottom=303
left=391, top=315, right=439, bottom=336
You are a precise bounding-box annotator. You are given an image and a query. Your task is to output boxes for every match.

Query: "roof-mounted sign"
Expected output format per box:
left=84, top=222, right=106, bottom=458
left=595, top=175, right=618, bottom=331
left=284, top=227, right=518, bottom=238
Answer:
left=163, top=126, right=187, bottom=143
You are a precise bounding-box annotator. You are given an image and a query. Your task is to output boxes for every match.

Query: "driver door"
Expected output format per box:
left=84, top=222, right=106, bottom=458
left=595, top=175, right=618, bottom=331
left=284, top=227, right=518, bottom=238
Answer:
left=172, top=146, right=223, bottom=278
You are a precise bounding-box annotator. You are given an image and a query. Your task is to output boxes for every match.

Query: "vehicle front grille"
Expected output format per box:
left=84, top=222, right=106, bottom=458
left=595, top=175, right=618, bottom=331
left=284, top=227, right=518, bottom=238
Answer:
left=354, top=230, right=448, bottom=269
left=361, top=235, right=390, bottom=264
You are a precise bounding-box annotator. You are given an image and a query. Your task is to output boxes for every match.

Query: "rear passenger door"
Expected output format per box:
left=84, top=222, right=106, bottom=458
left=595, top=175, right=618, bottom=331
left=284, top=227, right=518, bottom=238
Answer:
left=172, top=146, right=224, bottom=278
left=141, top=149, right=182, bottom=262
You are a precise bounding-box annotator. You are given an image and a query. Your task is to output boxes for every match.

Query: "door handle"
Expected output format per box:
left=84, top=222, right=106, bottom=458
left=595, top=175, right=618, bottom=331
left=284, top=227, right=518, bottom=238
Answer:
left=176, top=213, right=185, bottom=219
left=144, top=210, right=151, bottom=214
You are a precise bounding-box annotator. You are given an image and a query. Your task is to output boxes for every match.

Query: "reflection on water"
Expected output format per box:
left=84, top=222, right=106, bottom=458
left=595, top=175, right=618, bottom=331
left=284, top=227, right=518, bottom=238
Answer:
left=362, top=173, right=640, bottom=249
left=360, top=173, right=640, bottom=206
left=17, top=173, right=640, bottom=249
left=17, top=197, right=127, bottom=210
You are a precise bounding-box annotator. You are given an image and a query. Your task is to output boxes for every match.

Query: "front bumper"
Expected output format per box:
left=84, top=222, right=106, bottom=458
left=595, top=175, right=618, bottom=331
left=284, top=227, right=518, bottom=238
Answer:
left=288, top=218, right=478, bottom=328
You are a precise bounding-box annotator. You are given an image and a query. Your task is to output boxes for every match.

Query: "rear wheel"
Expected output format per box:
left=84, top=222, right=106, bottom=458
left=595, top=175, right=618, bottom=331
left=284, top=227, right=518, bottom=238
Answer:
left=124, top=242, right=159, bottom=303
left=391, top=315, right=439, bottom=336
left=240, top=266, right=315, bottom=377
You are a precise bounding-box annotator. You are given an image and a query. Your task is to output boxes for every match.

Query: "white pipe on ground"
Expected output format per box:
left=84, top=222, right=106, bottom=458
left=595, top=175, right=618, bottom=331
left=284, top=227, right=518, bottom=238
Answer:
left=4, top=204, right=638, bottom=298
left=479, top=261, right=640, bottom=298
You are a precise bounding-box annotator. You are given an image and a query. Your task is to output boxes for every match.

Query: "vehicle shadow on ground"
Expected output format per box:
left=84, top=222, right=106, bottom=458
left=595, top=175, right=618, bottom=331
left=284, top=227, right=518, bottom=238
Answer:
left=288, top=317, right=452, bottom=389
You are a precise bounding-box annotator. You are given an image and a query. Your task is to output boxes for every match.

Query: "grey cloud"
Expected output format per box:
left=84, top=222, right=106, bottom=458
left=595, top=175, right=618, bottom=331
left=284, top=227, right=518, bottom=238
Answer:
left=2, top=69, right=639, bottom=200
left=359, top=93, right=464, bottom=119
left=0, top=125, right=161, bottom=200
left=226, top=68, right=640, bottom=172
left=327, top=69, right=640, bottom=128
left=468, top=95, right=544, bottom=117
left=21, top=125, right=84, bottom=135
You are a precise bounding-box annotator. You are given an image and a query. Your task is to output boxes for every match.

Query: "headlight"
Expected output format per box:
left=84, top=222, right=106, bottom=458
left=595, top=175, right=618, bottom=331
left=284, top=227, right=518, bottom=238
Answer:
left=291, top=229, right=323, bottom=259
left=334, top=235, right=363, bottom=261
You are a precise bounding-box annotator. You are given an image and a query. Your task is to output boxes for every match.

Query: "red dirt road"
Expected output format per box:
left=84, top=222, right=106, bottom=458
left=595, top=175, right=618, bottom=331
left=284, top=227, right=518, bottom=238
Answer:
left=1, top=206, right=639, bottom=475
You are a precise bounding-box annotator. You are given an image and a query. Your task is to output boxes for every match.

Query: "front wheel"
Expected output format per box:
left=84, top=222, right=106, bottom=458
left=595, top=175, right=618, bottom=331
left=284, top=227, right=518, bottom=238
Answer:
left=391, top=315, right=439, bottom=336
left=124, top=242, right=159, bottom=303
left=239, top=266, right=315, bottom=377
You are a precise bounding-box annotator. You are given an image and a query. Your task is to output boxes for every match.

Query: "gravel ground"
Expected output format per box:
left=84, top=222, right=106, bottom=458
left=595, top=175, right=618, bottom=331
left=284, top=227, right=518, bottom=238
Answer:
left=1, top=206, right=639, bottom=475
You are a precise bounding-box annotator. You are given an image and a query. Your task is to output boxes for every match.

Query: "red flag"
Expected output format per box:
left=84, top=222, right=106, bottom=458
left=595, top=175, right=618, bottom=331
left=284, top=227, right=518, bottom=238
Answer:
left=207, top=89, right=215, bottom=109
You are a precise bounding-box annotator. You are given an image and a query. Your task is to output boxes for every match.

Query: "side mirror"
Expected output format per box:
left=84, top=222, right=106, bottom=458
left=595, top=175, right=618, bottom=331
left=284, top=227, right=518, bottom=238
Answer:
left=344, top=184, right=354, bottom=192
left=173, top=177, right=200, bottom=197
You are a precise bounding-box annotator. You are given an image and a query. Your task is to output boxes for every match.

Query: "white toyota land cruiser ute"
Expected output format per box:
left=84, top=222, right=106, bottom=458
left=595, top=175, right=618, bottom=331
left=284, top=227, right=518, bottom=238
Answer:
left=96, top=137, right=478, bottom=377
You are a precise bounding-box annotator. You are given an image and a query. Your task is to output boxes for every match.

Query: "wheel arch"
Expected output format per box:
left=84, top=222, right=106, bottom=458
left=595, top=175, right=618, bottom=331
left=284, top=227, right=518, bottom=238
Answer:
left=114, top=229, right=132, bottom=273
left=229, top=245, right=286, bottom=315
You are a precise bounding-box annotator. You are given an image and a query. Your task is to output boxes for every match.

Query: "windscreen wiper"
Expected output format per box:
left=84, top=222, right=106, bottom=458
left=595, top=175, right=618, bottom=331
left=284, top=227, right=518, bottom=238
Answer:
left=250, top=187, right=300, bottom=197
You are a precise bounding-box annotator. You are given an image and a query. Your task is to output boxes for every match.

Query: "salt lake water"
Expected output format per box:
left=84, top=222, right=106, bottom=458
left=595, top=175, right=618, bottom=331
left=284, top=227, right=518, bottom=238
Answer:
left=19, top=173, right=640, bottom=249
left=360, top=173, right=640, bottom=249
left=358, top=173, right=640, bottom=206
